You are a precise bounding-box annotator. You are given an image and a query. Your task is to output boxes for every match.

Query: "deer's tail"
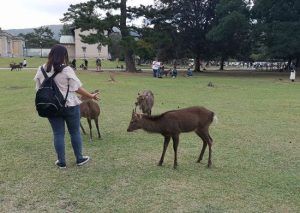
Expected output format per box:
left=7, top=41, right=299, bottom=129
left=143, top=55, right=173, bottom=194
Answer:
left=211, top=112, right=218, bottom=125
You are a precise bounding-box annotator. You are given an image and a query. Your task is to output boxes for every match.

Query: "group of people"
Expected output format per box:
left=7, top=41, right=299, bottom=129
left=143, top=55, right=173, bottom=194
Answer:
left=152, top=60, right=193, bottom=78
left=70, top=58, right=102, bottom=71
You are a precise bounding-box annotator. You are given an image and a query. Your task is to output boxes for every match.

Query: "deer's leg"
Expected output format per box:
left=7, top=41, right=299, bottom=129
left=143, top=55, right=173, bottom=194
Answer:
left=195, top=130, right=207, bottom=163
left=172, top=135, right=179, bottom=169
left=158, top=136, right=170, bottom=166
left=207, top=133, right=213, bottom=168
left=80, top=122, right=86, bottom=135
left=87, top=118, right=93, bottom=142
left=94, top=118, right=101, bottom=139
left=197, top=141, right=207, bottom=163
left=196, top=129, right=213, bottom=168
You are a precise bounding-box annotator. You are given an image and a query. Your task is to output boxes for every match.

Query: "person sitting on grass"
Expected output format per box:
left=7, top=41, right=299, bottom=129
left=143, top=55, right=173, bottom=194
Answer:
left=187, top=67, right=193, bottom=77
left=171, top=66, right=178, bottom=78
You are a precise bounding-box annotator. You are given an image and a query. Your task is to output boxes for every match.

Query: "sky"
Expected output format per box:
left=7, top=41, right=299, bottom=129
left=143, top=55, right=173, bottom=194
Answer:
left=0, top=0, right=153, bottom=30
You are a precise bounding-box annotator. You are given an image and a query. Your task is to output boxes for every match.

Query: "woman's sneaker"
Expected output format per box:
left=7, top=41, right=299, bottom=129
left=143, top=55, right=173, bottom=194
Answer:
left=55, top=160, right=66, bottom=169
left=76, top=156, right=90, bottom=166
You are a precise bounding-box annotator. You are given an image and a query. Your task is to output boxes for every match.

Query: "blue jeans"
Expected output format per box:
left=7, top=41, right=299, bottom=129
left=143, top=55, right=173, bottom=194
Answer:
left=48, top=105, right=84, bottom=164
left=153, top=69, right=157, bottom=77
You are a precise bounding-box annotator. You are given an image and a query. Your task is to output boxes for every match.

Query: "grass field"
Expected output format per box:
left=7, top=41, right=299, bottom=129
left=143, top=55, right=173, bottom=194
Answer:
left=0, top=69, right=299, bottom=212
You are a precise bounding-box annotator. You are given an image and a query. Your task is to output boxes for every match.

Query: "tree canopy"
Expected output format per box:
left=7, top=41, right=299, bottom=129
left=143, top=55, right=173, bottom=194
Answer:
left=252, top=0, right=300, bottom=67
left=19, top=27, right=57, bottom=48
left=62, top=0, right=140, bottom=71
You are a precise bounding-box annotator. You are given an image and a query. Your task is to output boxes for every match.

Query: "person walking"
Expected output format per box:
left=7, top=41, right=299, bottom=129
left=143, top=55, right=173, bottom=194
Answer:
left=290, top=63, right=296, bottom=82
left=96, top=57, right=102, bottom=71
left=84, top=59, right=88, bottom=69
left=34, top=45, right=99, bottom=169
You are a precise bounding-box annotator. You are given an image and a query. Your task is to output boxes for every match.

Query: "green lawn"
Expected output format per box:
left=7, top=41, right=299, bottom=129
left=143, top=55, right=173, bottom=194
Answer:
left=0, top=70, right=299, bottom=212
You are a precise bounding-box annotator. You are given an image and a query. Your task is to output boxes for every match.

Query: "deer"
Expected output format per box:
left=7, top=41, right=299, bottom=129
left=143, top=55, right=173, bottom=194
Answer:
left=127, top=106, right=217, bottom=169
left=79, top=90, right=101, bottom=142
left=10, top=63, right=22, bottom=71
left=135, top=90, right=154, bottom=115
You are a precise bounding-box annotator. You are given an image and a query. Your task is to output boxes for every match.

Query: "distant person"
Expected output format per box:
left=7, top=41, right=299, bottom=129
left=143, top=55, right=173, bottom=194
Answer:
left=159, top=63, right=165, bottom=78
left=33, top=45, right=99, bottom=168
left=96, top=58, right=102, bottom=72
left=152, top=60, right=158, bottom=77
left=290, top=63, right=296, bottom=82
left=156, top=61, right=162, bottom=78
left=23, top=58, right=27, bottom=67
left=187, top=67, right=193, bottom=77
left=71, top=59, right=76, bottom=70
left=171, top=66, right=178, bottom=78
left=84, top=59, right=88, bottom=69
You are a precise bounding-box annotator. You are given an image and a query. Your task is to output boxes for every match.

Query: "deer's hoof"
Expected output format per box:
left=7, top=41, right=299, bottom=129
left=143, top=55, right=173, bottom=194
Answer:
left=157, top=162, right=163, bottom=166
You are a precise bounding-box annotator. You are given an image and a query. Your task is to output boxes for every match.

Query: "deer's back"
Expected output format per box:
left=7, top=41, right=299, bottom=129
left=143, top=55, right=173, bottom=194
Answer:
left=80, top=100, right=100, bottom=119
left=162, top=106, right=214, bottom=133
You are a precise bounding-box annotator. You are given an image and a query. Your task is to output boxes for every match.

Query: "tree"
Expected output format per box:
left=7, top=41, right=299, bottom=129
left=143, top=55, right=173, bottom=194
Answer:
left=252, top=0, right=300, bottom=69
left=144, top=0, right=219, bottom=71
left=60, top=24, right=74, bottom=36
left=19, top=27, right=57, bottom=48
left=207, top=0, right=251, bottom=70
left=62, top=0, right=138, bottom=71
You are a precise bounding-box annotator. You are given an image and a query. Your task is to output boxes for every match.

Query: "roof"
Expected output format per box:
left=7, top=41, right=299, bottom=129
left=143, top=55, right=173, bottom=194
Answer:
left=59, top=35, right=75, bottom=44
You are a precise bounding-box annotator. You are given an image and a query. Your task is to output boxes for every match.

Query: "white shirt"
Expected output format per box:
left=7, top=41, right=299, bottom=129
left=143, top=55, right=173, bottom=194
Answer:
left=34, top=65, right=82, bottom=107
left=152, top=61, right=160, bottom=70
left=290, top=71, right=296, bottom=80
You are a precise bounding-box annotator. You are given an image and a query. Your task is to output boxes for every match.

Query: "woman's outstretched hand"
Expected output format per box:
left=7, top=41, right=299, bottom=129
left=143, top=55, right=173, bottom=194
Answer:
left=91, top=92, right=100, bottom=101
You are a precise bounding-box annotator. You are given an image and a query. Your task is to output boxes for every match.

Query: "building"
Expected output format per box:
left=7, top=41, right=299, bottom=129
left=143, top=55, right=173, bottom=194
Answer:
left=60, top=28, right=109, bottom=59
left=0, top=28, right=24, bottom=57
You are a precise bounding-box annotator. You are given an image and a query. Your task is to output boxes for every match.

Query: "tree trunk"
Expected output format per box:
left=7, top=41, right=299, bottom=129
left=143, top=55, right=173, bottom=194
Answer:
left=120, top=0, right=136, bottom=72
left=194, top=56, right=201, bottom=72
left=295, top=56, right=300, bottom=72
left=219, top=57, right=225, bottom=70
left=125, top=50, right=136, bottom=72
left=287, top=57, right=292, bottom=71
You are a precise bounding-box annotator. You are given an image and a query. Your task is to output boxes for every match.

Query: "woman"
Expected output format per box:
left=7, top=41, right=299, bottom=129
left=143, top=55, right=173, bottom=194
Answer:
left=34, top=45, right=99, bottom=169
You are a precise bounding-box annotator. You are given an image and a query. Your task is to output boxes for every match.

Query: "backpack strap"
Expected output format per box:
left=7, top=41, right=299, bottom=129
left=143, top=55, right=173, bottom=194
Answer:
left=64, top=82, right=70, bottom=105
left=41, top=64, right=70, bottom=105
left=40, top=66, right=49, bottom=79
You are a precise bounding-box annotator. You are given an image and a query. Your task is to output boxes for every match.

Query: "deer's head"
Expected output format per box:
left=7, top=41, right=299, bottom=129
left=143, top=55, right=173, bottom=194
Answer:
left=127, top=109, right=143, bottom=132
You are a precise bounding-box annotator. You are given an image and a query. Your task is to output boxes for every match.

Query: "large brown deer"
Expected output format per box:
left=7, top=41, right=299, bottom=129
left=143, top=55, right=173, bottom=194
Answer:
left=80, top=90, right=101, bottom=142
left=127, top=106, right=217, bottom=169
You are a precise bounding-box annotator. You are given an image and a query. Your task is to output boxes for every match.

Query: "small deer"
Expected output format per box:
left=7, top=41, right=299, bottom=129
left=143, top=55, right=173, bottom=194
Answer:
left=80, top=90, right=101, bottom=142
left=10, top=63, right=22, bottom=71
left=127, top=106, right=217, bottom=169
left=135, top=90, right=154, bottom=115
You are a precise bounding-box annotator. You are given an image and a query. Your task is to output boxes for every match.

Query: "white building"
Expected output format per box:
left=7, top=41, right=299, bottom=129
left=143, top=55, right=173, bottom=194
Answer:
left=0, top=28, right=24, bottom=57
left=60, top=28, right=109, bottom=59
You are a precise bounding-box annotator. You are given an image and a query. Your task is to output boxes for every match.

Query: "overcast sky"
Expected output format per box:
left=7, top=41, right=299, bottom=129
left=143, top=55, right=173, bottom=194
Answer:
left=0, top=0, right=153, bottom=30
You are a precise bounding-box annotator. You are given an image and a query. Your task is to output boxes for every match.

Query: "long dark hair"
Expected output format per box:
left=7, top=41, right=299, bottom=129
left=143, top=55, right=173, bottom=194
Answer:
left=46, top=45, right=69, bottom=73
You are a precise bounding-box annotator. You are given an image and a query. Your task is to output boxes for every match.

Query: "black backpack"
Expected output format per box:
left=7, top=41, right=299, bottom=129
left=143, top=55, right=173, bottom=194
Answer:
left=35, top=66, right=69, bottom=118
